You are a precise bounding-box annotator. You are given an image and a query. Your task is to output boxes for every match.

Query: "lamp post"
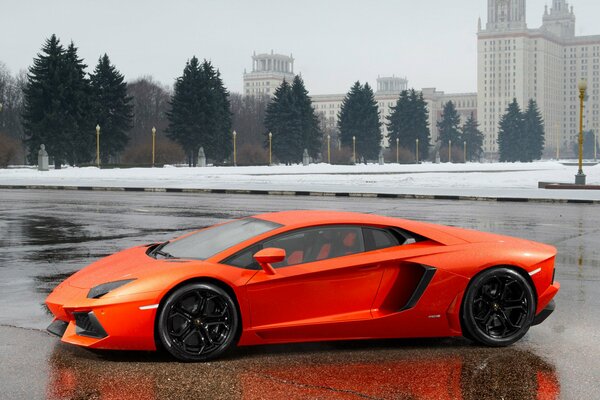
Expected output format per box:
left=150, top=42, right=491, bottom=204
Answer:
left=416, top=138, right=419, bottom=164
left=448, top=139, right=452, bottom=163
left=396, top=138, right=399, bottom=163
left=95, top=124, right=100, bottom=168
left=576, top=79, right=587, bottom=185
left=594, top=130, right=597, bottom=162
left=555, top=122, right=560, bottom=160
left=464, top=141, right=467, bottom=163
left=151, top=127, right=156, bottom=167
left=268, top=132, right=272, bottom=166
left=352, top=136, right=356, bottom=164
left=327, top=134, right=331, bottom=164
left=232, top=130, right=237, bottom=167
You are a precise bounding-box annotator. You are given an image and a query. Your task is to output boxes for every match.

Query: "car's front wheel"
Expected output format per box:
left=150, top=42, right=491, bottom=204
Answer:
left=157, top=282, right=239, bottom=361
left=462, top=267, right=536, bottom=347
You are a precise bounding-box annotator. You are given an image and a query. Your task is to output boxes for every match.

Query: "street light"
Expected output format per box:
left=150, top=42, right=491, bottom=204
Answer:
left=232, top=130, right=237, bottom=167
left=594, top=129, right=597, bottom=162
left=352, top=136, right=356, bottom=164
left=576, top=79, right=587, bottom=185
left=416, top=138, right=420, bottom=164
left=396, top=138, right=399, bottom=163
left=464, top=141, right=467, bottom=163
left=268, top=132, right=272, bottom=166
left=151, top=127, right=156, bottom=167
left=555, top=122, right=560, bottom=160
left=327, top=134, right=331, bottom=164
left=448, top=139, right=452, bottom=163
left=95, top=124, right=100, bottom=168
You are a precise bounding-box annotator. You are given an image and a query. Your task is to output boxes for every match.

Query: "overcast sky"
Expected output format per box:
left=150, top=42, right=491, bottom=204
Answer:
left=2, top=0, right=599, bottom=95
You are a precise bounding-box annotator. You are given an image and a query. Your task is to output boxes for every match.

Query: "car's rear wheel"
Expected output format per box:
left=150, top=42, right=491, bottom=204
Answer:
left=157, top=282, right=239, bottom=361
left=462, top=267, right=535, bottom=347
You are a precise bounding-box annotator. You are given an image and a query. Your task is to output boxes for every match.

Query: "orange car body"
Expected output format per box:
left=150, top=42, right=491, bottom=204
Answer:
left=46, top=211, right=559, bottom=351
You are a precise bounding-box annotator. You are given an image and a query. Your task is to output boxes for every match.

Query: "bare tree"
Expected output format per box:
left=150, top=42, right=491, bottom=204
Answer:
left=127, top=76, right=171, bottom=146
left=230, top=93, right=270, bottom=148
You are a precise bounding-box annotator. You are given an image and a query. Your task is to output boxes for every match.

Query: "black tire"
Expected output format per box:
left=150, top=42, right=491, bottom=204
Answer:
left=157, top=282, right=239, bottom=361
left=462, top=267, right=535, bottom=347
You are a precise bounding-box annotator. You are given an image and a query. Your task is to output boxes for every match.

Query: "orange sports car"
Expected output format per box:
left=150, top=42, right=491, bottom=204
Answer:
left=46, top=210, right=559, bottom=361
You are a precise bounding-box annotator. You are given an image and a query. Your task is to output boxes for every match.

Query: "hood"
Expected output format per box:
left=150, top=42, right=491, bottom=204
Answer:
left=65, top=245, right=190, bottom=289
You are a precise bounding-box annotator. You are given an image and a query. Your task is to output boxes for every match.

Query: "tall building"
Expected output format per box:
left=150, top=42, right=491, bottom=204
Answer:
left=478, top=0, right=600, bottom=157
left=243, top=51, right=295, bottom=97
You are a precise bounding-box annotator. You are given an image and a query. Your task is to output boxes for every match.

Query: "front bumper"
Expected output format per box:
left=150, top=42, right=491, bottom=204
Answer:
left=532, top=299, right=555, bottom=326
left=46, top=282, right=161, bottom=351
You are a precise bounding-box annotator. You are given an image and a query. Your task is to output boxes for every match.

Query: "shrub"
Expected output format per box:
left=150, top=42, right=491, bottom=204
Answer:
left=0, top=133, right=19, bottom=167
left=121, top=138, right=186, bottom=165
left=327, top=146, right=353, bottom=165
left=236, top=143, right=269, bottom=166
left=384, top=146, right=416, bottom=164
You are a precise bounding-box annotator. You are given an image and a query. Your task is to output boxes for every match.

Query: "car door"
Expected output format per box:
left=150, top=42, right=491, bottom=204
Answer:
left=244, top=225, right=385, bottom=330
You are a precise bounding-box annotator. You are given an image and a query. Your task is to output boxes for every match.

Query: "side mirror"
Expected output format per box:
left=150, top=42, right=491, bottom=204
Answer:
left=253, top=248, right=285, bottom=275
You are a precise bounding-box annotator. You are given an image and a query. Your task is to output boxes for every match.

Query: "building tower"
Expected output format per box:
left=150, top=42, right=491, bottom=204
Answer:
left=243, top=50, right=295, bottom=97
left=486, top=0, right=527, bottom=31
left=376, top=76, right=408, bottom=95
left=542, top=0, right=575, bottom=38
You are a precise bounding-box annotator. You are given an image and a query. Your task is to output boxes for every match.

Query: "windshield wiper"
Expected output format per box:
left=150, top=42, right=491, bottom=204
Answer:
left=153, top=241, right=176, bottom=259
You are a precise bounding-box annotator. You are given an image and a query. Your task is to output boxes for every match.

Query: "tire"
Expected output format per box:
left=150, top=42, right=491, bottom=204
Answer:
left=157, top=282, right=239, bottom=361
left=462, top=267, right=536, bottom=347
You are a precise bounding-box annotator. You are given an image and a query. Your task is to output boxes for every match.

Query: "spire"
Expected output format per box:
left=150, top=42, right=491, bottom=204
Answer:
left=478, top=16, right=482, bottom=31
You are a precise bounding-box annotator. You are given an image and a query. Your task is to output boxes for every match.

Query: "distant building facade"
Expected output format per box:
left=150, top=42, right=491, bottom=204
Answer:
left=478, top=0, right=600, bottom=157
left=311, top=79, right=476, bottom=147
left=243, top=51, right=294, bottom=97
left=242, top=54, right=477, bottom=149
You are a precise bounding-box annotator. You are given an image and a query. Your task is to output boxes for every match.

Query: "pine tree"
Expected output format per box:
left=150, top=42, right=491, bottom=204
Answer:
left=338, top=81, right=382, bottom=162
left=437, top=101, right=462, bottom=146
left=23, top=35, right=92, bottom=168
left=291, top=75, right=322, bottom=158
left=498, top=99, right=524, bottom=162
left=386, top=89, right=430, bottom=161
left=90, top=54, right=133, bottom=163
left=62, top=42, right=93, bottom=165
left=461, top=113, right=484, bottom=161
left=264, top=80, right=301, bottom=164
left=523, top=99, right=545, bottom=161
left=167, top=57, right=232, bottom=165
left=22, top=35, right=67, bottom=168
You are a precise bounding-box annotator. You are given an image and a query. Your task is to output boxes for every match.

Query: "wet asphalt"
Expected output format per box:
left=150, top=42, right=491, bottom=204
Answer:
left=0, top=189, right=598, bottom=399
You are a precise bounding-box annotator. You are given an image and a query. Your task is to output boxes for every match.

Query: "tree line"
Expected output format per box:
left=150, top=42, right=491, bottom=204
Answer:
left=1, top=34, right=572, bottom=168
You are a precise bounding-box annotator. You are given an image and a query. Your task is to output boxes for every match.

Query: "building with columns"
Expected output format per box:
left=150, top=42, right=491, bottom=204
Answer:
left=478, top=0, right=600, bottom=157
left=243, top=51, right=295, bottom=97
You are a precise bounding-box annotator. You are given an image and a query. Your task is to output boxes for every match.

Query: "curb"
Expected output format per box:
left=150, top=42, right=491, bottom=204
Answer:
left=0, top=184, right=598, bottom=205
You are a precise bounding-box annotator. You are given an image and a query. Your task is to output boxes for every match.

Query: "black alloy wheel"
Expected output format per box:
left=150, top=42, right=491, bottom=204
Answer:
left=157, top=282, right=239, bottom=361
left=462, top=267, right=536, bottom=347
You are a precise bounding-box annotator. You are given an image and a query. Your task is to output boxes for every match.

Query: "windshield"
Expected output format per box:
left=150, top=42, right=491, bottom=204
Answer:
left=160, top=218, right=281, bottom=260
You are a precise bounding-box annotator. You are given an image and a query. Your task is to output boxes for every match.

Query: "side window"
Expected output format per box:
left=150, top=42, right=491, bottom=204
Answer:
left=363, top=228, right=400, bottom=251
left=224, top=245, right=260, bottom=270
left=263, top=226, right=365, bottom=268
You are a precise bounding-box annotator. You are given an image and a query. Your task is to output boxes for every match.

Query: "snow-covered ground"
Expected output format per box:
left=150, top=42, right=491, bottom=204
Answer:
left=1, top=161, right=599, bottom=201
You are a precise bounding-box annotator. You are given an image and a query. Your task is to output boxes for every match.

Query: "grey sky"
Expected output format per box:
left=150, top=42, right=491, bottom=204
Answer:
left=2, top=0, right=599, bottom=95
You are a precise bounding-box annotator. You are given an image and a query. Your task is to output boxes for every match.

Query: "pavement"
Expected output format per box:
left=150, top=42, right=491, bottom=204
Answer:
left=0, top=189, right=599, bottom=399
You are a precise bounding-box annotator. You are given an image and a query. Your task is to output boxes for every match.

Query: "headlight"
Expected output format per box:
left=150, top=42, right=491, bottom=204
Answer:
left=87, top=279, right=136, bottom=299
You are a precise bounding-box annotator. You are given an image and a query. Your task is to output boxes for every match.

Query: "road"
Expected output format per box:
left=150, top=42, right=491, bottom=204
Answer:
left=0, top=189, right=598, bottom=399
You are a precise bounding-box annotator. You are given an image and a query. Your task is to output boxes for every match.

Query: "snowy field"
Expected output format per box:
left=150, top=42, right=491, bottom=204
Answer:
left=1, top=161, right=599, bottom=201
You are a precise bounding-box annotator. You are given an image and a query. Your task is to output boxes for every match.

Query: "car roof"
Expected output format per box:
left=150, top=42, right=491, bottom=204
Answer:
left=254, top=210, right=401, bottom=228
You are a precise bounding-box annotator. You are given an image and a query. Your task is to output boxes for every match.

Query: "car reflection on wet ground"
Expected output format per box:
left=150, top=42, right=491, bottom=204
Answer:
left=1, top=189, right=599, bottom=399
